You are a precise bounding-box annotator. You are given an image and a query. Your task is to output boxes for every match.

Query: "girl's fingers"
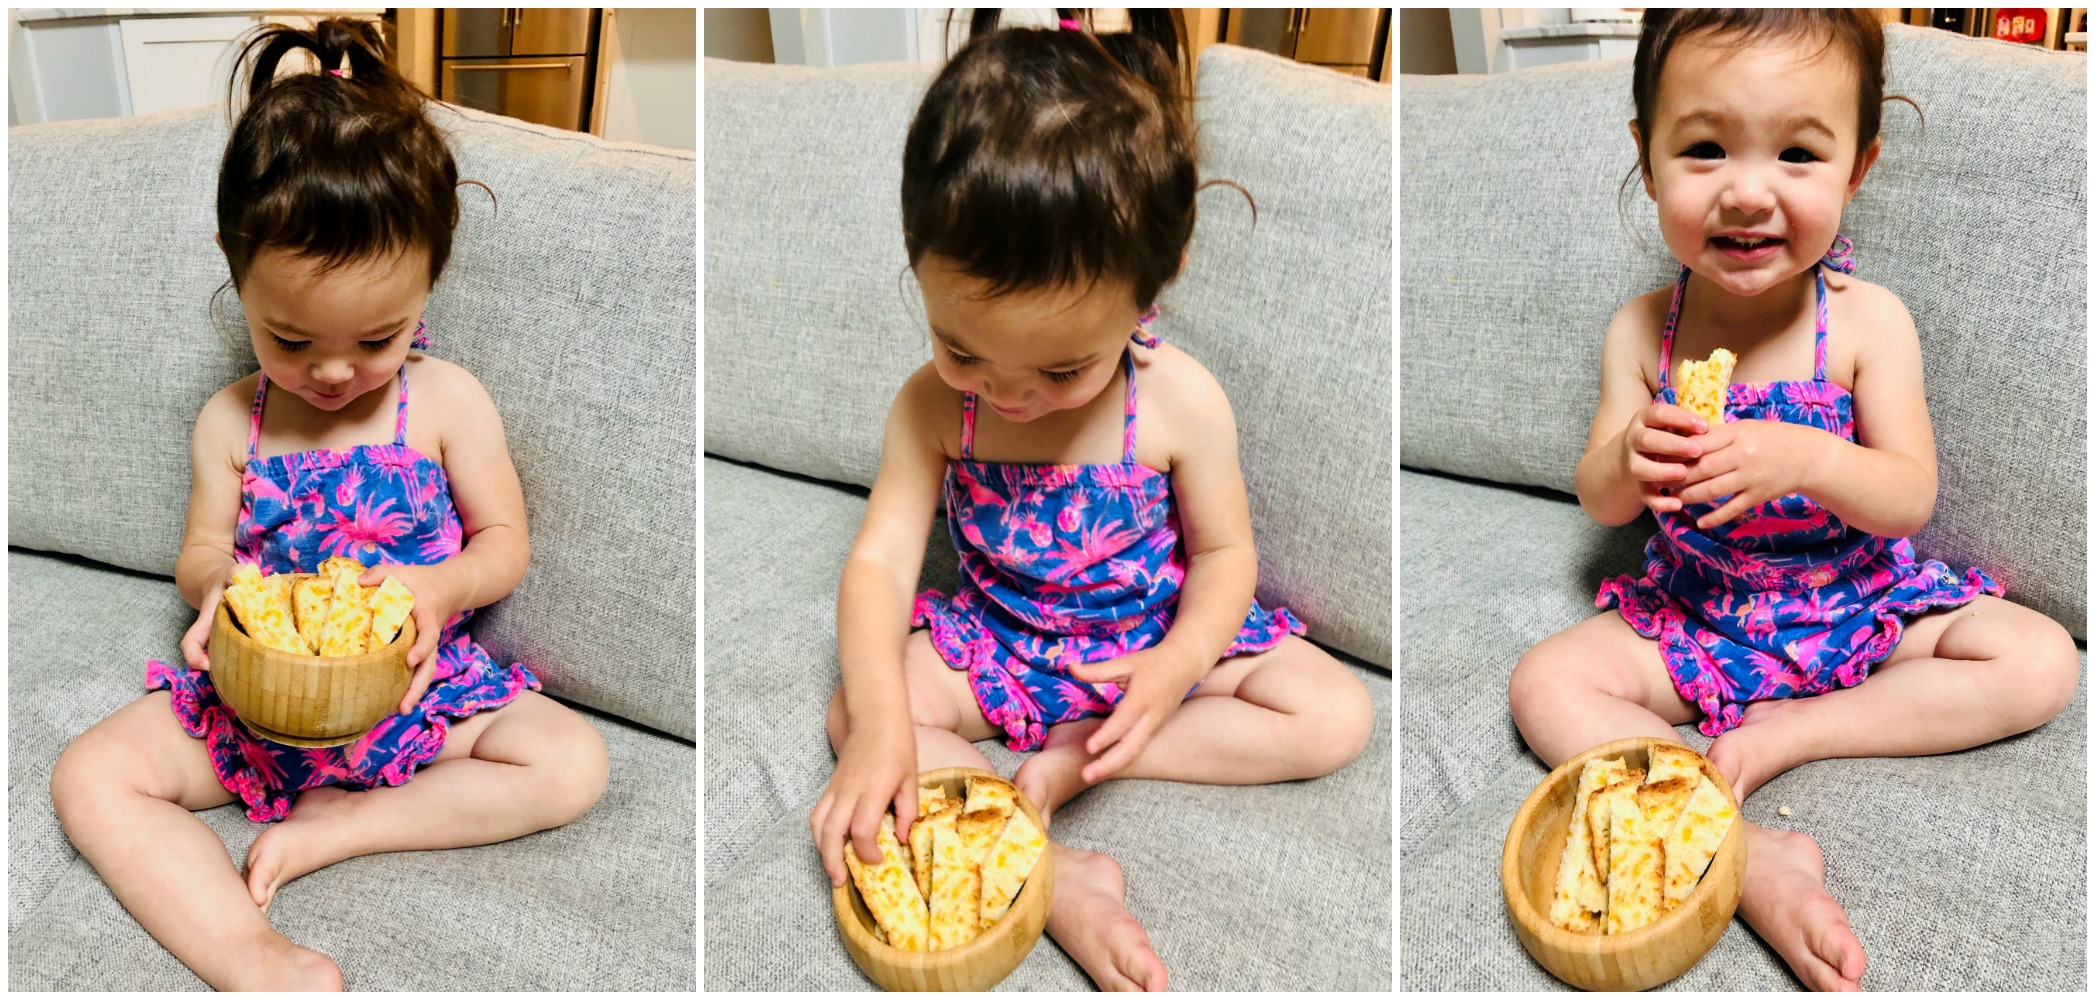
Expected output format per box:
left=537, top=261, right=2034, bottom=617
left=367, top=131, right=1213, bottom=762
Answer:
left=1084, top=714, right=1157, bottom=784
left=850, top=798, right=886, bottom=865
left=1086, top=700, right=1138, bottom=756
left=1697, top=491, right=1755, bottom=530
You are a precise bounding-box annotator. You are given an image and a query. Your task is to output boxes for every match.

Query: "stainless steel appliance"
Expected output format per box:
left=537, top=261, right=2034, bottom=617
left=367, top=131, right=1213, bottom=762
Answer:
left=439, top=8, right=597, bottom=131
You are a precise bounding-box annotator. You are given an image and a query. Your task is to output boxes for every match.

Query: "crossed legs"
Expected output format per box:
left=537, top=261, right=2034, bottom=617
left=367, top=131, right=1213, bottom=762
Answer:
left=824, top=630, right=1374, bottom=991
left=1507, top=596, right=2076, bottom=990
left=50, top=689, right=609, bottom=991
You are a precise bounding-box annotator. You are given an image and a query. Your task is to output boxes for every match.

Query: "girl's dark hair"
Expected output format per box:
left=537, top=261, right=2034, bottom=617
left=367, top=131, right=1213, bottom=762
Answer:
left=1630, top=9, right=1919, bottom=179
left=901, top=9, right=1250, bottom=310
left=218, top=18, right=484, bottom=292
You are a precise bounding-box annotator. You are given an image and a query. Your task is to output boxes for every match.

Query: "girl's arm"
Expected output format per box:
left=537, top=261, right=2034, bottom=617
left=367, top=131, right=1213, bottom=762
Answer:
left=1576, top=294, right=1705, bottom=527
left=409, top=360, right=530, bottom=614
left=1065, top=351, right=1258, bottom=782
left=173, top=382, right=260, bottom=670
left=814, top=364, right=949, bottom=886
left=1677, top=285, right=1937, bottom=538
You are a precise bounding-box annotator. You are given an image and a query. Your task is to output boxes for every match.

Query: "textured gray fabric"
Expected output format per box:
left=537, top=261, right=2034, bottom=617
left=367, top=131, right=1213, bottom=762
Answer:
left=703, top=456, right=1392, bottom=990
left=8, top=101, right=697, bottom=739
left=7, top=549, right=695, bottom=990
left=1399, top=24, right=2086, bottom=638
left=1398, top=469, right=2085, bottom=990
left=704, top=45, right=1392, bottom=668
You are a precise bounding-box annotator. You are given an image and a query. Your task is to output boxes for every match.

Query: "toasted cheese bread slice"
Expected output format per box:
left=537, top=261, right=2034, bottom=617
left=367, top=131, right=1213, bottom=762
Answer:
left=929, top=816, right=984, bottom=949
left=843, top=813, right=930, bottom=952
left=963, top=775, right=1018, bottom=821
left=1646, top=742, right=1702, bottom=787
left=225, top=564, right=308, bottom=654
left=1606, top=778, right=1665, bottom=934
left=1663, top=775, right=1738, bottom=907
left=1552, top=756, right=1627, bottom=929
left=1675, top=348, right=1737, bottom=426
left=910, top=800, right=961, bottom=903
left=367, top=576, right=415, bottom=646
left=318, top=555, right=366, bottom=578
left=292, top=575, right=333, bottom=653
left=980, top=809, right=1048, bottom=929
left=317, top=563, right=370, bottom=656
left=1586, top=768, right=1645, bottom=880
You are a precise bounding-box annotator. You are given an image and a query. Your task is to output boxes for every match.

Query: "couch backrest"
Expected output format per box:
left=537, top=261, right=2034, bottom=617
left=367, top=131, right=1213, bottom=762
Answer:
left=1400, top=24, right=2086, bottom=639
left=704, top=45, right=1392, bottom=668
left=8, top=103, right=698, bottom=738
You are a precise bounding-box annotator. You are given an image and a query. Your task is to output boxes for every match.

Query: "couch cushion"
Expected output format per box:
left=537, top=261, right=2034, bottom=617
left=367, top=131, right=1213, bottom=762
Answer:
left=1399, top=24, right=2085, bottom=639
left=704, top=457, right=1392, bottom=989
left=6, top=549, right=694, bottom=990
left=705, top=45, right=1391, bottom=667
left=8, top=103, right=697, bottom=738
left=1398, top=469, right=2084, bottom=989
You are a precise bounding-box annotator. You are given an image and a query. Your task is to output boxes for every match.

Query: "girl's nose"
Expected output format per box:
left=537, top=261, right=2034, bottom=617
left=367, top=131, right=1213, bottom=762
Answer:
left=312, top=359, right=355, bottom=387
left=1720, top=169, right=1775, bottom=215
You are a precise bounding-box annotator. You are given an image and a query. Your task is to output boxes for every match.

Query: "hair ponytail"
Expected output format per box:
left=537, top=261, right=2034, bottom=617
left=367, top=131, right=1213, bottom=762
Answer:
left=217, top=17, right=485, bottom=294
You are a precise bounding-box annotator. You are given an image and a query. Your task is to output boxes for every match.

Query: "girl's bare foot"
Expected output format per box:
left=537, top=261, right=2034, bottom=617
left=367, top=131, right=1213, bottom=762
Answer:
left=245, top=786, right=363, bottom=913
left=1044, top=844, right=1167, bottom=991
left=1737, top=821, right=1865, bottom=991
left=1706, top=698, right=1813, bottom=802
left=225, top=932, right=345, bottom=991
left=1014, top=717, right=1108, bottom=828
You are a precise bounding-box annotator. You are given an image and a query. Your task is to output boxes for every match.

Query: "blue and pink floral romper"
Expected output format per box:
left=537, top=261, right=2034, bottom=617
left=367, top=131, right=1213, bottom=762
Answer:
left=1598, top=258, right=2001, bottom=737
left=911, top=310, right=1306, bottom=752
left=147, top=323, right=542, bottom=822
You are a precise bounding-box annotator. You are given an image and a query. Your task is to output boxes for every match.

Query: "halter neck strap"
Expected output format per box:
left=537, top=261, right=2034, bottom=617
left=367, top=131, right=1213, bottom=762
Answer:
left=1657, top=265, right=1830, bottom=389
left=248, top=367, right=411, bottom=460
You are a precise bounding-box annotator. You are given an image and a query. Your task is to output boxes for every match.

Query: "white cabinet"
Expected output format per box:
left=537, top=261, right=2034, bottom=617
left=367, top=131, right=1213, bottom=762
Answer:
left=12, top=9, right=381, bottom=125
left=116, top=14, right=256, bottom=116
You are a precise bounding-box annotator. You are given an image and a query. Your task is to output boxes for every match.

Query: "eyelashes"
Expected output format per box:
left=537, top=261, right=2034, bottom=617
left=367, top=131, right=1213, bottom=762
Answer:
left=1679, top=142, right=1821, bottom=164
left=946, top=348, right=1084, bottom=382
left=271, top=332, right=399, bottom=353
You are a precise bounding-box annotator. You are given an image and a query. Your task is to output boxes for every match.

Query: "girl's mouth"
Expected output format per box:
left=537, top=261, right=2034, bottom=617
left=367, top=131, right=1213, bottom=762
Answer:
left=1711, top=235, right=1785, bottom=260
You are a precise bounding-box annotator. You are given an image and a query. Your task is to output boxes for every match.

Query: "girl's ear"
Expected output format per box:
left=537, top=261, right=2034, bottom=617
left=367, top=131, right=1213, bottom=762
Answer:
left=1845, top=135, right=1883, bottom=204
left=1628, top=120, right=1655, bottom=201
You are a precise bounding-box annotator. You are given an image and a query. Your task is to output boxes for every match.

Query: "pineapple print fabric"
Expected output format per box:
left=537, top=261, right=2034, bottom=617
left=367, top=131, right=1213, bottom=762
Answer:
left=147, top=333, right=542, bottom=823
left=910, top=320, right=1306, bottom=752
left=1597, top=264, right=1999, bottom=737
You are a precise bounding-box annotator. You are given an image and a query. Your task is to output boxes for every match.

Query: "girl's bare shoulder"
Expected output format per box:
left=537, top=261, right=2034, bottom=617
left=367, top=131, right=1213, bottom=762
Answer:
left=1822, top=273, right=1919, bottom=374
left=1605, top=286, right=1677, bottom=390
left=195, top=372, right=261, bottom=464
left=891, top=361, right=964, bottom=458
left=1134, top=341, right=1230, bottom=418
left=1822, top=273, right=1914, bottom=331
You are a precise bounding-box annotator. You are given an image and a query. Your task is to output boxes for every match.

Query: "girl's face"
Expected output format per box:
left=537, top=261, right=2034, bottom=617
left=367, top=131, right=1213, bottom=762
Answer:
left=915, top=255, right=1144, bottom=424
left=235, top=245, right=431, bottom=412
left=1636, top=30, right=1881, bottom=298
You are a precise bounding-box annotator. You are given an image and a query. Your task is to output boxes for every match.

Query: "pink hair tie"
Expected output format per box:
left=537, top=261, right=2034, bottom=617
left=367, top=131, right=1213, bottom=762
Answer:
left=1058, top=17, right=1081, bottom=31
left=328, top=68, right=346, bottom=77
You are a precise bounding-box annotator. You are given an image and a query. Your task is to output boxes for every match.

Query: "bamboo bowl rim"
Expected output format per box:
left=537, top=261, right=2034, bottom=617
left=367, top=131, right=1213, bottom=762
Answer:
left=830, top=766, right=1054, bottom=981
left=210, top=589, right=415, bottom=744
left=1501, top=736, right=1746, bottom=969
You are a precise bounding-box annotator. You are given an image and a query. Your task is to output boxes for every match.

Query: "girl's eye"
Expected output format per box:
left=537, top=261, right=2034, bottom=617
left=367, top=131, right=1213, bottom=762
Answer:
left=360, top=333, right=397, bottom=352
left=273, top=336, right=309, bottom=353
left=1683, top=141, right=1723, bottom=160
left=948, top=349, right=980, bottom=366
left=1042, top=368, right=1083, bottom=383
left=1779, top=147, right=1819, bottom=164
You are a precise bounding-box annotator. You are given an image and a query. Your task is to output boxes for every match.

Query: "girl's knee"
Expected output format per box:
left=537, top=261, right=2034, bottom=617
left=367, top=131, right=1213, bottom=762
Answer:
left=546, top=720, right=610, bottom=826
left=49, top=731, right=145, bottom=825
left=1508, top=640, right=1578, bottom=725
left=2017, top=617, right=2080, bottom=728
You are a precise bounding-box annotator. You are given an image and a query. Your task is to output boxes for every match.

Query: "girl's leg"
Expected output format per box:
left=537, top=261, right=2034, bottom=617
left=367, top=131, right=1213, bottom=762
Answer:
left=1009, top=635, right=1373, bottom=824
left=48, top=692, right=342, bottom=991
left=824, top=630, right=1167, bottom=992
left=1507, top=612, right=1866, bottom=992
left=1706, top=595, right=2079, bottom=801
left=241, top=689, right=610, bottom=912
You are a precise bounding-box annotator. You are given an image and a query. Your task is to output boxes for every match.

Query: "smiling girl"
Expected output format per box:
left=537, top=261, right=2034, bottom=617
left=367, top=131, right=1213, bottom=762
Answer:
left=1507, top=9, right=2076, bottom=991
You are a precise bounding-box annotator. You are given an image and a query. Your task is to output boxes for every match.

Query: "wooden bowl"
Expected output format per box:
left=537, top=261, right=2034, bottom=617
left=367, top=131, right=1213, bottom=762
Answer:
left=832, top=766, right=1055, bottom=991
left=206, top=586, right=415, bottom=748
left=1502, top=736, right=1746, bottom=991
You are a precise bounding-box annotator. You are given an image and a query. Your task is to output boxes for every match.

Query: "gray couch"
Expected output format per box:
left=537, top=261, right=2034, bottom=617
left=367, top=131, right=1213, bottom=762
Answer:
left=1399, top=24, right=2085, bottom=990
left=704, top=45, right=1391, bottom=990
left=8, top=102, right=697, bottom=989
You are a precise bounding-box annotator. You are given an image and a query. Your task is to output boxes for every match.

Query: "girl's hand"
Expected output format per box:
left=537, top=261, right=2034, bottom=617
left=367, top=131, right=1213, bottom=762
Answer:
left=1677, top=419, right=1833, bottom=529
left=357, top=563, right=464, bottom=714
left=1065, top=646, right=1207, bottom=784
left=179, top=577, right=234, bottom=672
left=810, top=719, right=919, bottom=888
left=1620, top=401, right=1709, bottom=514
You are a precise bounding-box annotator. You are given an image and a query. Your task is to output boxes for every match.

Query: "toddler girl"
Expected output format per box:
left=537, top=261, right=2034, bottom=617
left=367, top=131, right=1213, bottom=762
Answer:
left=1508, top=9, right=2077, bottom=991
left=808, top=10, right=1374, bottom=991
left=46, top=20, right=609, bottom=990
